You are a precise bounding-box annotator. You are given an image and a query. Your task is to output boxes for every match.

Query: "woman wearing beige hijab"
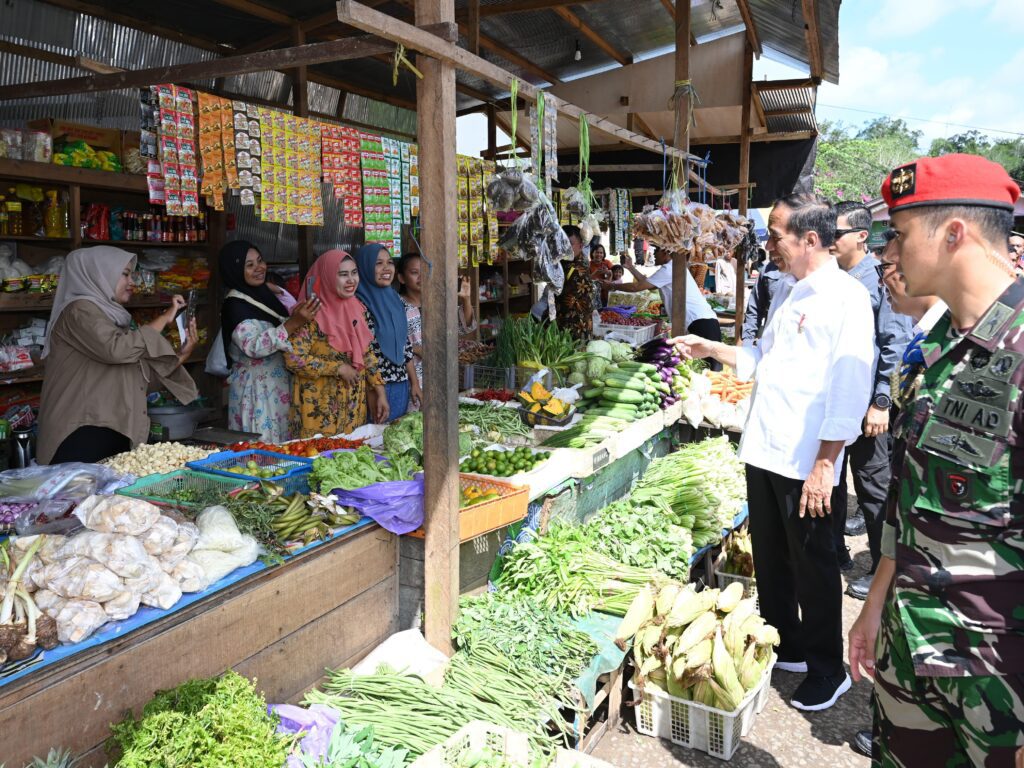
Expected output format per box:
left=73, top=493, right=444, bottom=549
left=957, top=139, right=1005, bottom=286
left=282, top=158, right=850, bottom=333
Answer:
left=38, top=246, right=199, bottom=464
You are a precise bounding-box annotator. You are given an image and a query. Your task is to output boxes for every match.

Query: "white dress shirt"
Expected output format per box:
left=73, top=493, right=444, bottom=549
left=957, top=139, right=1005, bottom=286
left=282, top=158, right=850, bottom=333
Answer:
left=647, top=262, right=717, bottom=325
left=735, top=258, right=875, bottom=485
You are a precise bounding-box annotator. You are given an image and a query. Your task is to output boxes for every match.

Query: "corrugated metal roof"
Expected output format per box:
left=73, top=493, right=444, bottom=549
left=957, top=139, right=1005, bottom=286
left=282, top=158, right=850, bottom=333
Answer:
left=758, top=82, right=817, bottom=133
left=748, top=0, right=840, bottom=85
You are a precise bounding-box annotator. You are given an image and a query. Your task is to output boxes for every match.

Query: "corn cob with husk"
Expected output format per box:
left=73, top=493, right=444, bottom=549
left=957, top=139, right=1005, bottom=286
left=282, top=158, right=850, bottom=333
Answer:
left=626, top=582, right=780, bottom=713
left=723, top=528, right=755, bottom=577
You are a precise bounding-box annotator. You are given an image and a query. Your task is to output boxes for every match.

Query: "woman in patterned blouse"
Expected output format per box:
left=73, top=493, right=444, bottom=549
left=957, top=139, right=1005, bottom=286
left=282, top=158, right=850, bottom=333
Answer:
left=284, top=249, right=387, bottom=438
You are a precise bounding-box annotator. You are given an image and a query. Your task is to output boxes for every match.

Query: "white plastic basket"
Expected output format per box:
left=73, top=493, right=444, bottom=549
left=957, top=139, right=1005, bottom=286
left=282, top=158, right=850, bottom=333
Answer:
left=628, top=654, right=776, bottom=761
left=593, top=320, right=657, bottom=346
left=714, top=570, right=758, bottom=613
left=410, top=721, right=616, bottom=767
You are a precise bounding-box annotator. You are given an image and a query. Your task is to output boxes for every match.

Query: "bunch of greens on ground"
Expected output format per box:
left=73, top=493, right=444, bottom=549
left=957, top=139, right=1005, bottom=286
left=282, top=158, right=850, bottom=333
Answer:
left=310, top=446, right=419, bottom=493
left=453, top=591, right=598, bottom=679
left=581, top=498, right=693, bottom=582
left=106, top=671, right=291, bottom=768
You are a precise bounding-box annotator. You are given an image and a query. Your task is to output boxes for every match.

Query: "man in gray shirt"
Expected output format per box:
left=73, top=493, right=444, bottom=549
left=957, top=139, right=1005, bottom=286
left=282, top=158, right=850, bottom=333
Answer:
left=741, top=249, right=786, bottom=342
left=829, top=202, right=913, bottom=598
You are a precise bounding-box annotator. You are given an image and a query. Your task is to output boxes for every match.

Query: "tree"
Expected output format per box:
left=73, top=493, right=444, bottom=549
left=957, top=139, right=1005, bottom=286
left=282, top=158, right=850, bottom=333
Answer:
left=813, top=120, right=920, bottom=202
left=930, top=131, right=1024, bottom=181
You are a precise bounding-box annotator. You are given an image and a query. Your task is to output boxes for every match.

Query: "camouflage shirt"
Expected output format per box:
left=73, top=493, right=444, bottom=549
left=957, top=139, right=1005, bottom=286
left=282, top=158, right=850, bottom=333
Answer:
left=887, top=279, right=1024, bottom=677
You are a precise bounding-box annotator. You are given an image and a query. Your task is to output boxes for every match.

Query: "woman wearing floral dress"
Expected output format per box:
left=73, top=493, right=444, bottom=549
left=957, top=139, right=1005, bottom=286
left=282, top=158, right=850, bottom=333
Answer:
left=285, top=249, right=387, bottom=438
left=396, top=252, right=477, bottom=405
left=219, top=240, right=319, bottom=443
left=555, top=225, right=595, bottom=341
left=354, top=244, right=422, bottom=421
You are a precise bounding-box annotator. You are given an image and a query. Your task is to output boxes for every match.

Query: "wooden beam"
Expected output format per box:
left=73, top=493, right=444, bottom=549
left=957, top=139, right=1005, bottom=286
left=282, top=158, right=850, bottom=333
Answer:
left=672, top=0, right=691, bottom=338
left=460, top=0, right=604, bottom=17
left=627, top=112, right=660, bottom=142
left=337, top=0, right=701, bottom=163
left=557, top=163, right=663, bottom=172
left=467, top=0, right=481, bottom=55
left=487, top=104, right=497, bottom=156
left=391, top=0, right=563, bottom=85
left=764, top=105, right=813, bottom=117
left=551, top=6, right=633, bottom=66
left=751, top=83, right=767, bottom=128
left=736, top=40, right=752, bottom=347
left=310, top=71, right=418, bottom=110
left=656, top=0, right=697, bottom=46
left=209, top=0, right=292, bottom=25
left=416, top=0, right=460, bottom=655
left=735, top=0, right=762, bottom=57
left=800, top=0, right=824, bottom=82
left=0, top=39, right=121, bottom=75
left=0, top=28, right=455, bottom=101
left=36, top=0, right=226, bottom=54
left=292, top=25, right=313, bottom=278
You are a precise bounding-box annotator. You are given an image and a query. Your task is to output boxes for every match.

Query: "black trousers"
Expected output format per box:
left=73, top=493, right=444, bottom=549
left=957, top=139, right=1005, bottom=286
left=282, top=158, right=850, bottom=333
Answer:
left=831, top=432, right=892, bottom=572
left=50, top=425, right=131, bottom=465
left=746, top=464, right=844, bottom=677
left=687, top=318, right=723, bottom=372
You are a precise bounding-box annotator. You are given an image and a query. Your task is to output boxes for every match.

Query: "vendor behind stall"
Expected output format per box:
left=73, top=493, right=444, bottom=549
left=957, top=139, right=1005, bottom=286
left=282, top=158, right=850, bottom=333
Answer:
left=218, top=240, right=320, bottom=443
left=38, top=246, right=198, bottom=464
left=555, top=225, right=595, bottom=340
left=285, top=249, right=387, bottom=437
left=355, top=244, right=421, bottom=421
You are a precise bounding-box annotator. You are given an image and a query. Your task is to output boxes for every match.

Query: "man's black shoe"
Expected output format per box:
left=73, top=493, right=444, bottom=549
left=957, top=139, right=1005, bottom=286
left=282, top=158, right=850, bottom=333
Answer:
left=791, top=672, right=852, bottom=711
left=854, top=729, right=873, bottom=757
left=845, top=514, right=866, bottom=536
left=847, top=573, right=874, bottom=601
left=838, top=545, right=855, bottom=571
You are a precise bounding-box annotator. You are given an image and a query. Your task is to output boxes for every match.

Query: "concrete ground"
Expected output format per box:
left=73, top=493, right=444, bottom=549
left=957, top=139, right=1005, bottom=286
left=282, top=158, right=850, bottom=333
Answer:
left=592, top=492, right=875, bottom=767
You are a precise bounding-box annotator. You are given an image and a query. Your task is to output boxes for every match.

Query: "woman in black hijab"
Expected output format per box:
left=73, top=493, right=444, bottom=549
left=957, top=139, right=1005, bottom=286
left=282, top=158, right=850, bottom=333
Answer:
left=219, top=240, right=319, bottom=442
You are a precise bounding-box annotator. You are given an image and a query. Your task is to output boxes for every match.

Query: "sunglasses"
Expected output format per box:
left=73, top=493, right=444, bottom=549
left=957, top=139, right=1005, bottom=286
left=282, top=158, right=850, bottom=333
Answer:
left=874, top=261, right=897, bottom=280
left=835, top=227, right=869, bottom=238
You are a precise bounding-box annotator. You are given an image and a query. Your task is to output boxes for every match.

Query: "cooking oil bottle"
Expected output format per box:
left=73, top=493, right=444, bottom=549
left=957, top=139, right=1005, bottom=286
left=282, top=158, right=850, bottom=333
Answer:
left=43, top=189, right=68, bottom=238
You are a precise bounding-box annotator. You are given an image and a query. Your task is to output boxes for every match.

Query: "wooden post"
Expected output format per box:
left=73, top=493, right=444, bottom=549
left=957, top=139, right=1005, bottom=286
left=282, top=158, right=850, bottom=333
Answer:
left=486, top=104, right=497, bottom=156
left=467, top=0, right=480, bottom=55
left=417, top=0, right=461, bottom=653
left=735, top=41, right=752, bottom=346
left=671, top=0, right=690, bottom=337
left=292, top=25, right=314, bottom=276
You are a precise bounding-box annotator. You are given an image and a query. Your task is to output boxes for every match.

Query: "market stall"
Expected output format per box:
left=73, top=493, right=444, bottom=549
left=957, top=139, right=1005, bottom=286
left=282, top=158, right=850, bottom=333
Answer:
left=0, top=0, right=838, bottom=764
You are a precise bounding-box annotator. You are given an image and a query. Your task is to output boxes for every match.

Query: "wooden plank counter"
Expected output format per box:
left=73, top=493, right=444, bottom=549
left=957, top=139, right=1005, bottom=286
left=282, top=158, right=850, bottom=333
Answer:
left=0, top=524, right=398, bottom=767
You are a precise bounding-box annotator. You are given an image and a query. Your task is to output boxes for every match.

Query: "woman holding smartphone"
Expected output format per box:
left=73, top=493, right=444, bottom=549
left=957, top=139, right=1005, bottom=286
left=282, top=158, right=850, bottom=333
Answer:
left=285, top=249, right=387, bottom=438
left=218, top=240, right=319, bottom=443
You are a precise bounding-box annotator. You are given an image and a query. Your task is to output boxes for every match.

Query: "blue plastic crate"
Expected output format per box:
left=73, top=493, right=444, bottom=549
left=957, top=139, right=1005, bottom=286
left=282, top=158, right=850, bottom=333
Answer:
left=187, top=449, right=313, bottom=486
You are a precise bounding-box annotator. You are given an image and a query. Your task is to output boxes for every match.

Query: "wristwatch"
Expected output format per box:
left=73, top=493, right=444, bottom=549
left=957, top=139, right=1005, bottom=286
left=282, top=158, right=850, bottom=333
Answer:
left=873, top=394, right=892, bottom=410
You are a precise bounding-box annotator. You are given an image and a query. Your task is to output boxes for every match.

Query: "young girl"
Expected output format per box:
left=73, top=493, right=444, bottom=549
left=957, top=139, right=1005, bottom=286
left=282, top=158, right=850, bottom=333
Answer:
left=285, top=250, right=387, bottom=438
left=396, top=252, right=476, bottom=400
left=354, top=244, right=422, bottom=421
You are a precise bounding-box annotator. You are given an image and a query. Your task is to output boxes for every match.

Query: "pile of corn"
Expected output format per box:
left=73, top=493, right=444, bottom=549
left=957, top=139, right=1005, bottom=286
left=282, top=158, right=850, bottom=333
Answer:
left=616, top=582, right=778, bottom=712
left=722, top=528, right=755, bottom=578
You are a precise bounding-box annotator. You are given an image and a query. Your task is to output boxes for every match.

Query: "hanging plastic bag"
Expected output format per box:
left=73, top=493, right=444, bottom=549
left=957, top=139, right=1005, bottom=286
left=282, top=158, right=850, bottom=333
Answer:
left=204, top=330, right=230, bottom=378
left=328, top=475, right=424, bottom=535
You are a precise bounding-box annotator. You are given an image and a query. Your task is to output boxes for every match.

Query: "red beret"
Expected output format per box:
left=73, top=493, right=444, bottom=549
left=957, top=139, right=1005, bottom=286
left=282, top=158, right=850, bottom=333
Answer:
left=881, top=154, right=1020, bottom=213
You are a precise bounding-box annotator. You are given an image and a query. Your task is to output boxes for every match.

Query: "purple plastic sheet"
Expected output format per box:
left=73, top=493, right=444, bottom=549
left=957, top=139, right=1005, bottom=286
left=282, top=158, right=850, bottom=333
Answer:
left=330, top=473, right=424, bottom=535
left=601, top=305, right=636, bottom=316
left=270, top=703, right=341, bottom=767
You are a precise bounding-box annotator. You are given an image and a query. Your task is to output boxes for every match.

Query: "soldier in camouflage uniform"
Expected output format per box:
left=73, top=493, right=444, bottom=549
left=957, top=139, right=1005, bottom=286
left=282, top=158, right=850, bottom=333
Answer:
left=848, top=153, right=1024, bottom=767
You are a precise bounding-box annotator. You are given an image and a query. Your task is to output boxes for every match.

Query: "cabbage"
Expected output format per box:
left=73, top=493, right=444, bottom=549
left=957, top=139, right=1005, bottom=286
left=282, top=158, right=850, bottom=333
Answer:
left=568, top=372, right=586, bottom=386
left=586, top=356, right=609, bottom=379
left=586, top=340, right=612, bottom=360
left=608, top=341, right=632, bottom=363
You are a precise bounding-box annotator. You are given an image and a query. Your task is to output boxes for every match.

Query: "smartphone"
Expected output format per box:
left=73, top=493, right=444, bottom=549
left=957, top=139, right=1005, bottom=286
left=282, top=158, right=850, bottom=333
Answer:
left=306, top=275, right=316, bottom=299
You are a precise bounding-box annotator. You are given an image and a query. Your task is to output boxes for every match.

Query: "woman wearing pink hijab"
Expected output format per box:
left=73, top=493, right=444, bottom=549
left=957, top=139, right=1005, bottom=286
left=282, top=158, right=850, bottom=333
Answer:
left=284, top=250, right=388, bottom=438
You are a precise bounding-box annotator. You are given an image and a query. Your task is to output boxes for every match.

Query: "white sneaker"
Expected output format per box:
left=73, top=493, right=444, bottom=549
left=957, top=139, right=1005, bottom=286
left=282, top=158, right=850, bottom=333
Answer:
left=775, top=659, right=808, bottom=673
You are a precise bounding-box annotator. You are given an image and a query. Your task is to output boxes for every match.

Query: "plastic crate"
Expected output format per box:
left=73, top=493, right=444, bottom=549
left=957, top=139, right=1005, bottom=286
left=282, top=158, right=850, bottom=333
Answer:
left=715, top=570, right=758, bottom=613
left=593, top=320, right=657, bottom=346
left=460, top=363, right=515, bottom=391
left=407, top=474, right=528, bottom=542
left=116, top=469, right=251, bottom=509
left=629, top=654, right=776, bottom=761
left=410, top=721, right=615, bottom=768
left=187, top=449, right=312, bottom=484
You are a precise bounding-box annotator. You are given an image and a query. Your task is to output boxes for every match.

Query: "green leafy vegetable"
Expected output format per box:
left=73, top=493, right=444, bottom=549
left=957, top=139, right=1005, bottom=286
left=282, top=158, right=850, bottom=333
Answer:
left=310, top=446, right=419, bottom=493
left=107, top=671, right=291, bottom=768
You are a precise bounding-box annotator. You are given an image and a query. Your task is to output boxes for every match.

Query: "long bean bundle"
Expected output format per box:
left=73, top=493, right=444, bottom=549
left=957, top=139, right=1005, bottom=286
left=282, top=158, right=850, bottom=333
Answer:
left=496, top=522, right=667, bottom=617
left=458, top=403, right=532, bottom=441
left=493, top=317, right=582, bottom=372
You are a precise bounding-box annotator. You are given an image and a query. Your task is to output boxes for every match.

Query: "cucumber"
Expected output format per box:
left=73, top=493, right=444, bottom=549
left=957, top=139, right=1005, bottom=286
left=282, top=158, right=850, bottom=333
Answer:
left=601, top=388, right=645, bottom=405
left=616, top=361, right=659, bottom=374
left=603, top=375, right=649, bottom=391
left=589, top=407, right=638, bottom=419
left=582, top=387, right=604, bottom=399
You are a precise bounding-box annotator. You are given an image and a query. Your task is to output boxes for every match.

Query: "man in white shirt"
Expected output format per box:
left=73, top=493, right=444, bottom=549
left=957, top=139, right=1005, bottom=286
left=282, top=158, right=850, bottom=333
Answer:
left=609, top=248, right=719, bottom=334
left=673, top=194, right=875, bottom=713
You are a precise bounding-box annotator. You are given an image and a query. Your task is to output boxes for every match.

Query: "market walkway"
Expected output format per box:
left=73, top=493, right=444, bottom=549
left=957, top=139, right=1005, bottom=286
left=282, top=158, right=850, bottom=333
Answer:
left=593, top=501, right=874, bottom=767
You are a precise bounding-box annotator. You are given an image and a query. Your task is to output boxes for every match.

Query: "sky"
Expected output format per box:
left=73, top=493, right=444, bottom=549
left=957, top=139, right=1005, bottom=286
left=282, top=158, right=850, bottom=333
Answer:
left=457, top=0, right=1024, bottom=157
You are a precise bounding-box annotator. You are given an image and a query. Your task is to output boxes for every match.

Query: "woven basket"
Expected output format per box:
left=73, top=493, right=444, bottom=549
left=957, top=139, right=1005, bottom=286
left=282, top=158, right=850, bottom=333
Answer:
left=688, top=262, right=709, bottom=288
left=407, top=474, right=528, bottom=542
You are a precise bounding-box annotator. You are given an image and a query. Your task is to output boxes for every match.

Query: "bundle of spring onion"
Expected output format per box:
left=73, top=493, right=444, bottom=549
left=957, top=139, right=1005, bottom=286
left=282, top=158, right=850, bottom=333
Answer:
left=496, top=521, right=671, bottom=617
left=492, top=317, right=583, bottom=373
left=629, top=437, right=744, bottom=549
left=453, top=591, right=598, bottom=679
left=305, top=665, right=562, bottom=760
left=616, top=582, right=778, bottom=712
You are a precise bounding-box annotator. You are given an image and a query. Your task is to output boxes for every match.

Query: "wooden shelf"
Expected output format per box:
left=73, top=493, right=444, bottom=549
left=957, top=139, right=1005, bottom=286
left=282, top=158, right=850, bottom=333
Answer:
left=479, top=297, right=503, bottom=304
left=0, top=293, right=200, bottom=312
left=0, top=158, right=148, bottom=192
left=83, top=240, right=209, bottom=249
left=0, top=235, right=72, bottom=244
left=0, top=366, right=44, bottom=385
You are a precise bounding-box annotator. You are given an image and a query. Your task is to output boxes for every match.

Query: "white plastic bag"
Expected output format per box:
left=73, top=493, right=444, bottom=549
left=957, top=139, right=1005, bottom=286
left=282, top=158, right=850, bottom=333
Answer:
left=44, top=559, right=125, bottom=603
left=160, top=521, right=199, bottom=569
left=102, top=589, right=142, bottom=621
left=55, top=599, right=109, bottom=644
left=60, top=532, right=153, bottom=579
left=140, top=516, right=179, bottom=557
left=74, top=495, right=160, bottom=536
left=194, top=506, right=246, bottom=553
left=140, top=570, right=183, bottom=610
left=186, top=534, right=258, bottom=586
left=204, top=330, right=230, bottom=378
left=169, top=558, right=208, bottom=593
left=33, top=588, right=67, bottom=619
